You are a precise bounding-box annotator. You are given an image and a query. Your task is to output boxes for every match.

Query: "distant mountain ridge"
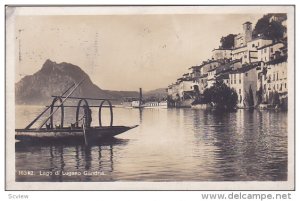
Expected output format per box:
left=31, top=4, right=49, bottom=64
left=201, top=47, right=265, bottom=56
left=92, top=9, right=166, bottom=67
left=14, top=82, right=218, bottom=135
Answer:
left=15, top=59, right=139, bottom=105
left=143, top=88, right=167, bottom=98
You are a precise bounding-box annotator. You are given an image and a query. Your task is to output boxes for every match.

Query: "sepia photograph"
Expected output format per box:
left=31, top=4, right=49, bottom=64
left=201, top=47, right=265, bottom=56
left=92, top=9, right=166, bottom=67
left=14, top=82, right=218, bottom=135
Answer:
left=5, top=5, right=295, bottom=190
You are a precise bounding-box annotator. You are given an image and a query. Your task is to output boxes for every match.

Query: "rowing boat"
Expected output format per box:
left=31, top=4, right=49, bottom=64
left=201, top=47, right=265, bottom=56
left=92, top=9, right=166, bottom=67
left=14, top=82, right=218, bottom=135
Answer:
left=15, top=79, right=138, bottom=144
left=15, top=125, right=138, bottom=143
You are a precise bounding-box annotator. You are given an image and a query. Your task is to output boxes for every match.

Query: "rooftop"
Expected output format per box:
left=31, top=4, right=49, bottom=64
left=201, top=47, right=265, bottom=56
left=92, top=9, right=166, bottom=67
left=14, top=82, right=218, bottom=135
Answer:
left=229, top=62, right=260, bottom=74
left=216, top=59, right=241, bottom=74
left=266, top=55, right=288, bottom=65
left=198, top=73, right=208, bottom=79
left=212, top=48, right=233, bottom=51
left=216, top=73, right=230, bottom=80
left=207, top=68, right=217, bottom=73
left=243, top=21, right=252, bottom=25
left=199, top=59, right=223, bottom=67
left=232, top=45, right=247, bottom=51
left=257, top=42, right=285, bottom=50
left=188, top=65, right=201, bottom=70
left=250, top=35, right=272, bottom=42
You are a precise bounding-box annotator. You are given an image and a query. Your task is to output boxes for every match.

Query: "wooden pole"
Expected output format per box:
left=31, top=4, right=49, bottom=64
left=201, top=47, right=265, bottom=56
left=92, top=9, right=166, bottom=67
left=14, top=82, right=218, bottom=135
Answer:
left=37, top=79, right=85, bottom=130
left=139, top=88, right=142, bottom=107
left=25, top=82, right=76, bottom=129
left=51, top=96, right=118, bottom=101
left=82, top=117, right=88, bottom=146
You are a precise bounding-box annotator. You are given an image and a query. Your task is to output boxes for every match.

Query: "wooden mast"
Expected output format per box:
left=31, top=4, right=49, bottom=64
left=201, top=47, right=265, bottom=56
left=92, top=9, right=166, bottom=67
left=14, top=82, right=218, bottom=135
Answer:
left=37, top=79, right=85, bottom=130
left=25, top=82, right=76, bottom=130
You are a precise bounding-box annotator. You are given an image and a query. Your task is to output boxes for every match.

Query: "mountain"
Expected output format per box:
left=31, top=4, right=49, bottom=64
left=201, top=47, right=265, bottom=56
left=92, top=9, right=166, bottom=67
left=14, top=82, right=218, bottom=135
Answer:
left=144, top=88, right=167, bottom=98
left=15, top=59, right=138, bottom=105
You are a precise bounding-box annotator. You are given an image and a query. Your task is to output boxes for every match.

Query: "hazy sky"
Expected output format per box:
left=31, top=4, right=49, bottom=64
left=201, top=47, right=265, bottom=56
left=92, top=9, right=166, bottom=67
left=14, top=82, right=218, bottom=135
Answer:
left=14, top=13, right=263, bottom=91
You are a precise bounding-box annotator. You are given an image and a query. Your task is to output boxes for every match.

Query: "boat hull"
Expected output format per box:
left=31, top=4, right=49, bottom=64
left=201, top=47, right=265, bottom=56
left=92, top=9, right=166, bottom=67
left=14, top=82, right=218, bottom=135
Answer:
left=15, top=125, right=138, bottom=143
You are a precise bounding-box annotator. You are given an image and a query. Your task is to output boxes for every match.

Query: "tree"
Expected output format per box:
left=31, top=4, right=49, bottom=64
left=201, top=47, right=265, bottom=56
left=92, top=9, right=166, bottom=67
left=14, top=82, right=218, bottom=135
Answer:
left=220, top=34, right=236, bottom=49
left=203, top=81, right=238, bottom=111
left=252, top=15, right=269, bottom=38
left=252, top=14, right=286, bottom=41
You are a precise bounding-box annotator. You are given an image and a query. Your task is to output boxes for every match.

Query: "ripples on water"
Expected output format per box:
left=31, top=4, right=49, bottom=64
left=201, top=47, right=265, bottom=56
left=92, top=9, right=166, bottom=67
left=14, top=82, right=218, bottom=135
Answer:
left=15, top=106, right=287, bottom=182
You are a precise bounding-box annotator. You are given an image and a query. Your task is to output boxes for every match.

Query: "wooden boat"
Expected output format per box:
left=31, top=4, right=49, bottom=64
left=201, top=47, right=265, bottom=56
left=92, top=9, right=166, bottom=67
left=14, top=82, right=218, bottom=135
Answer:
left=15, top=126, right=138, bottom=143
left=15, top=79, right=138, bottom=144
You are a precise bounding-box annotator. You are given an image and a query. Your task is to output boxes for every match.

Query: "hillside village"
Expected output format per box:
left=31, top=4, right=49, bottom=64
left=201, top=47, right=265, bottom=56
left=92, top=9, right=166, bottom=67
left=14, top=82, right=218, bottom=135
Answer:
left=167, top=14, right=288, bottom=110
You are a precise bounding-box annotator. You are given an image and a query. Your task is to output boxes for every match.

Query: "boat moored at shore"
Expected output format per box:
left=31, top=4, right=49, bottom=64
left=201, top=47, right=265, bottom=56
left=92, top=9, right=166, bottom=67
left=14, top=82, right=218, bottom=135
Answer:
left=15, top=80, right=138, bottom=144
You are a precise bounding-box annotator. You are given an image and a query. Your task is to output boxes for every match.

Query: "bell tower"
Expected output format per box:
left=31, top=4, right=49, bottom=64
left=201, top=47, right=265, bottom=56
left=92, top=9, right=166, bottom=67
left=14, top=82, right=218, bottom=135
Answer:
left=243, top=21, right=253, bottom=43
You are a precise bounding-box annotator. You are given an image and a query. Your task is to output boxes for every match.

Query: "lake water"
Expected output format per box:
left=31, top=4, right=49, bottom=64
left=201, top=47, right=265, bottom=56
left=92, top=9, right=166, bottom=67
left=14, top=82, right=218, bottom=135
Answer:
left=15, top=105, right=288, bottom=182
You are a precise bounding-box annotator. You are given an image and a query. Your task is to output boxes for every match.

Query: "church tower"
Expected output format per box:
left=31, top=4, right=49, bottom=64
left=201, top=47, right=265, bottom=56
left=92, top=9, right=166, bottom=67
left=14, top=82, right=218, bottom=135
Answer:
left=243, top=21, right=253, bottom=44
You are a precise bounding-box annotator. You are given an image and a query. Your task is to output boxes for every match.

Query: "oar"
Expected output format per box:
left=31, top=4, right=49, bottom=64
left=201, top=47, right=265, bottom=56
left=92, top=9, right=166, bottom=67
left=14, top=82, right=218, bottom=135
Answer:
left=25, top=82, right=76, bottom=129
left=82, top=116, right=88, bottom=146
left=37, top=79, right=85, bottom=130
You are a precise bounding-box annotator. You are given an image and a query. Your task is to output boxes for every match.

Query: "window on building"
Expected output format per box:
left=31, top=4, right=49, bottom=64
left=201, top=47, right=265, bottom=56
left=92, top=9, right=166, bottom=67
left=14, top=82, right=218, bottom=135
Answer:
left=234, top=80, right=236, bottom=84
left=273, top=74, right=275, bottom=81
left=244, top=55, right=247, bottom=58
left=271, top=48, right=273, bottom=53
left=252, top=44, right=255, bottom=47
left=264, top=49, right=267, bottom=53
left=258, top=42, right=260, bottom=46
left=239, top=89, right=241, bottom=94
left=245, top=73, right=248, bottom=77
left=239, top=79, right=241, bottom=84
left=277, top=72, right=278, bottom=80
left=285, top=83, right=287, bottom=88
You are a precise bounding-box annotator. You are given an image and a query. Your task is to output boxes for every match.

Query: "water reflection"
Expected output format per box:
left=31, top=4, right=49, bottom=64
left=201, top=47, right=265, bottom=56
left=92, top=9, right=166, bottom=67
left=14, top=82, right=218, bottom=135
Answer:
left=15, top=106, right=288, bottom=182
left=16, top=139, right=128, bottom=182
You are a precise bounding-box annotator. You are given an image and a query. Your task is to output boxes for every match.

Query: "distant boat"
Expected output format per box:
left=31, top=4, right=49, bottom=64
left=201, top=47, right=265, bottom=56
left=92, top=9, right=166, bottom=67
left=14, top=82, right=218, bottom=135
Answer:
left=142, top=100, right=168, bottom=109
left=122, top=100, right=168, bottom=109
left=121, top=97, right=140, bottom=108
left=15, top=79, right=138, bottom=145
left=122, top=88, right=168, bottom=109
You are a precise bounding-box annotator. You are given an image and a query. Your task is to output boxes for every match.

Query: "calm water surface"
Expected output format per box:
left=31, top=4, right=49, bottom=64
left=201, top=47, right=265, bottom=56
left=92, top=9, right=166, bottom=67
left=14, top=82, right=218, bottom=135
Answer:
left=15, top=105, right=287, bottom=181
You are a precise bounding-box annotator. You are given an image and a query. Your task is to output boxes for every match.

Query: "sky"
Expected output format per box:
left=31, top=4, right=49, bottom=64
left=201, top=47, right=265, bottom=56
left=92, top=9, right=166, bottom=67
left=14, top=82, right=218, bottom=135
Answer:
left=13, top=12, right=263, bottom=91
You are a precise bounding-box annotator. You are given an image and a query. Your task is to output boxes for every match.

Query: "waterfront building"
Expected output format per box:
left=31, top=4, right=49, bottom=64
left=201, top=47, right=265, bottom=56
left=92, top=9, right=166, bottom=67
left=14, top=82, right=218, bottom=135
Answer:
left=167, top=83, right=177, bottom=98
left=262, top=55, right=288, bottom=102
left=176, top=77, right=195, bottom=100
left=216, top=73, right=230, bottom=86
left=229, top=62, right=260, bottom=108
left=207, top=68, right=217, bottom=88
left=166, top=17, right=288, bottom=109
left=198, top=74, right=208, bottom=94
